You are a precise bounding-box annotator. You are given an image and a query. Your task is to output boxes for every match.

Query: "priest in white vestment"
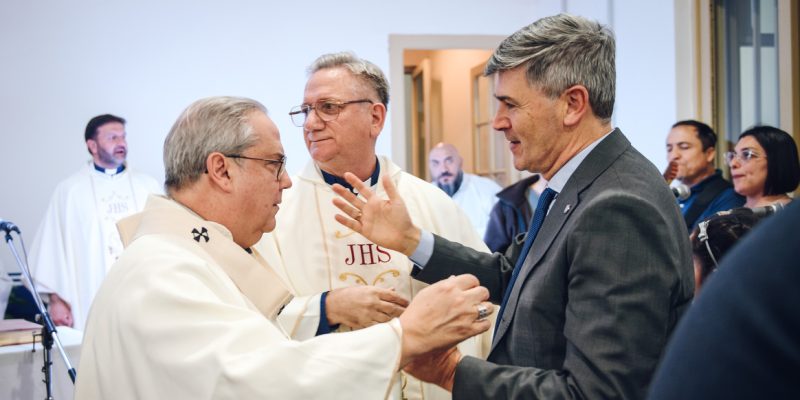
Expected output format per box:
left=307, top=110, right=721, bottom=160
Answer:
left=429, top=143, right=501, bottom=237
left=255, top=53, right=494, bottom=400
left=75, top=96, right=493, bottom=400
left=28, top=114, right=160, bottom=329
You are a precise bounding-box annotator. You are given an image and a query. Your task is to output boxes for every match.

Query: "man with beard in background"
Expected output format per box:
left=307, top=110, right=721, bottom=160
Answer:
left=28, top=114, right=161, bottom=329
left=429, top=142, right=501, bottom=237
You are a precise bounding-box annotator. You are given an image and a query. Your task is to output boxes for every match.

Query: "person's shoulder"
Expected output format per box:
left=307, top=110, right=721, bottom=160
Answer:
left=618, top=144, right=661, bottom=172
left=573, top=189, right=689, bottom=250
left=124, top=233, right=201, bottom=260
left=573, top=131, right=661, bottom=194
left=600, top=145, right=672, bottom=199
left=53, top=165, right=93, bottom=193
left=581, top=161, right=679, bottom=228
left=103, top=234, right=216, bottom=309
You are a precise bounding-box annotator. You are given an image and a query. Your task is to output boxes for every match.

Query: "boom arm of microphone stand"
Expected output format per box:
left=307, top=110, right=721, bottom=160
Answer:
left=4, top=231, right=78, bottom=383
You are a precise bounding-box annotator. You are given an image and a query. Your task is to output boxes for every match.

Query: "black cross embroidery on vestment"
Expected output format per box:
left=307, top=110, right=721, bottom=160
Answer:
left=192, top=227, right=210, bottom=242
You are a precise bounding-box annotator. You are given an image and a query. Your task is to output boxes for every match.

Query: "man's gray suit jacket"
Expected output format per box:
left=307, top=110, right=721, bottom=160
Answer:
left=412, top=129, right=694, bottom=399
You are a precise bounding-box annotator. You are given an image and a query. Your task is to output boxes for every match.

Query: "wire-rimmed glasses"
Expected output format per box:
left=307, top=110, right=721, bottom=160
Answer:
left=288, top=99, right=373, bottom=127
left=724, top=149, right=763, bottom=167
left=225, top=154, right=287, bottom=179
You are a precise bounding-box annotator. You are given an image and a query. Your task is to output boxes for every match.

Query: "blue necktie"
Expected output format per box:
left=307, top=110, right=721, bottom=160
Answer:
left=496, top=187, right=557, bottom=330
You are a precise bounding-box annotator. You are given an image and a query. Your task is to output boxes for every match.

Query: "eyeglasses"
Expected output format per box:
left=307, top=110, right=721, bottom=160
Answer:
left=288, top=99, right=373, bottom=127
left=225, top=154, right=287, bottom=180
left=724, top=149, right=763, bottom=166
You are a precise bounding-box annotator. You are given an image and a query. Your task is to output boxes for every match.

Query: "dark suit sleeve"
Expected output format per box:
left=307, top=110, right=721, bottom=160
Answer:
left=412, top=234, right=515, bottom=304
left=452, top=191, right=688, bottom=399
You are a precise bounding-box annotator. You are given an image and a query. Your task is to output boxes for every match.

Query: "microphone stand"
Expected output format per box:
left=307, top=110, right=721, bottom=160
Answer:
left=3, top=229, right=77, bottom=399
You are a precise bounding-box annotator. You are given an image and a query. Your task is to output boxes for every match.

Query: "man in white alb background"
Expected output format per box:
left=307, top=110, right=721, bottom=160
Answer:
left=28, top=114, right=160, bottom=329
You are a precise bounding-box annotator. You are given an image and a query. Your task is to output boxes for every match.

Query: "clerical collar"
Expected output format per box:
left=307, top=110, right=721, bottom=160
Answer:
left=321, top=158, right=380, bottom=193
left=93, top=163, right=126, bottom=175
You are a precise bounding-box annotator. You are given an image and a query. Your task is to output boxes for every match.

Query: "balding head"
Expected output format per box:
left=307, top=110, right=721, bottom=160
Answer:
left=429, top=143, right=464, bottom=196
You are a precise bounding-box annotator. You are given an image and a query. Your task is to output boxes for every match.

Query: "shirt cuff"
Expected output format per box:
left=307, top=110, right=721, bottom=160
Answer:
left=315, top=291, right=340, bottom=335
left=409, top=230, right=434, bottom=268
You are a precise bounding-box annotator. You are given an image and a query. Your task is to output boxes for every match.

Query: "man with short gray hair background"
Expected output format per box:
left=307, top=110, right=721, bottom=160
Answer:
left=331, top=14, right=693, bottom=399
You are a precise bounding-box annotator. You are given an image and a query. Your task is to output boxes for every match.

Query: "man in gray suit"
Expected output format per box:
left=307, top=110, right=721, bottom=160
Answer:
left=331, top=13, right=693, bottom=399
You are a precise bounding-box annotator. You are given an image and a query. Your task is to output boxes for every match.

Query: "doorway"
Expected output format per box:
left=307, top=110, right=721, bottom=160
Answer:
left=389, top=35, right=522, bottom=185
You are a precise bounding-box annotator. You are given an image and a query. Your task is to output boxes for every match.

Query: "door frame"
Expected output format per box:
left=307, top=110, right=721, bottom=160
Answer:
left=409, top=59, right=432, bottom=178
left=388, top=34, right=506, bottom=171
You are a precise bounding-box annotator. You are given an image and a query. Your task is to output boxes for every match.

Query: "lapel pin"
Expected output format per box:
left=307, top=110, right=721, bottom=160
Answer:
left=563, top=204, right=572, bottom=214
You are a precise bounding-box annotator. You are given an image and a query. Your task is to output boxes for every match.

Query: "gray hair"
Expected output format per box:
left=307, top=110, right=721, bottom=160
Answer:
left=308, top=52, right=390, bottom=106
left=485, top=14, right=616, bottom=122
left=163, top=96, right=266, bottom=191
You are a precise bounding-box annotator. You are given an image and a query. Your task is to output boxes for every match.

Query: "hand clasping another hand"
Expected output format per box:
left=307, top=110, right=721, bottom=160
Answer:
left=398, top=274, right=493, bottom=369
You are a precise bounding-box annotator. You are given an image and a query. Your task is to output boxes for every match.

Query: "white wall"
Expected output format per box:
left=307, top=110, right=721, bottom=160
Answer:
left=610, top=0, right=677, bottom=172
left=0, top=0, right=677, bottom=272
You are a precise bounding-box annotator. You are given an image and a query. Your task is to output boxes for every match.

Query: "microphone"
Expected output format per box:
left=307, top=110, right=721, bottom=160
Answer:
left=749, top=203, right=785, bottom=217
left=671, top=184, right=690, bottom=201
left=0, top=219, right=20, bottom=233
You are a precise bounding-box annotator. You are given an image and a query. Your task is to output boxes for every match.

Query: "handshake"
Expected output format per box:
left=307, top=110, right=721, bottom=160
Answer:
left=325, top=274, right=493, bottom=390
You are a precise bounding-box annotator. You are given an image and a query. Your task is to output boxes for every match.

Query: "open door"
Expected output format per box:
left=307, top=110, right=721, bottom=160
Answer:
left=408, top=58, right=432, bottom=178
left=389, top=34, right=507, bottom=176
left=470, top=61, right=521, bottom=186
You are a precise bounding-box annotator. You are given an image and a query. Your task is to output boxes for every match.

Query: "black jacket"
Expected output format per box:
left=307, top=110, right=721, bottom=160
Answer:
left=484, top=174, right=541, bottom=253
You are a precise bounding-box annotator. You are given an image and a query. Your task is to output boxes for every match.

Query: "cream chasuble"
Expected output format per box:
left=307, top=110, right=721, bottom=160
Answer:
left=28, top=162, right=160, bottom=329
left=75, top=195, right=404, bottom=399
left=258, top=156, right=494, bottom=400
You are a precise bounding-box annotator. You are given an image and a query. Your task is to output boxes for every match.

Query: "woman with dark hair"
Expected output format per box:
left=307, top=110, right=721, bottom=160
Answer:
left=690, top=208, right=762, bottom=294
left=726, top=125, right=800, bottom=207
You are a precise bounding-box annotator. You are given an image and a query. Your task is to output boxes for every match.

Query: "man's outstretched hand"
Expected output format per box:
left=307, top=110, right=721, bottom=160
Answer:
left=332, top=173, right=421, bottom=256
